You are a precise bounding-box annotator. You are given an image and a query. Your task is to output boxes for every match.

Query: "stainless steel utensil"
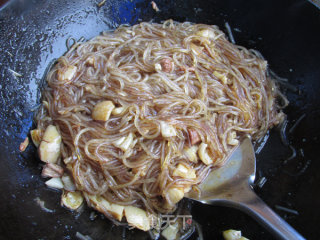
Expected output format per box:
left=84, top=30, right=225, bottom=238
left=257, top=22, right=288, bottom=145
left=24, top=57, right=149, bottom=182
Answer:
left=185, top=137, right=305, bottom=240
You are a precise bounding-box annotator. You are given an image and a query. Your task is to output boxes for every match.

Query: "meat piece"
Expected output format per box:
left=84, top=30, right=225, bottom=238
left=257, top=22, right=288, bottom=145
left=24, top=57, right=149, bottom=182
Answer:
left=160, top=58, right=173, bottom=73
left=188, top=128, right=201, bottom=145
left=42, top=163, right=64, bottom=178
left=178, top=66, right=195, bottom=72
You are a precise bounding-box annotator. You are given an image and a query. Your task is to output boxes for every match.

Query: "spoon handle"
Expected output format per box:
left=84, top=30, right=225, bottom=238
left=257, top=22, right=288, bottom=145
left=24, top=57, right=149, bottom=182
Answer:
left=227, top=185, right=305, bottom=240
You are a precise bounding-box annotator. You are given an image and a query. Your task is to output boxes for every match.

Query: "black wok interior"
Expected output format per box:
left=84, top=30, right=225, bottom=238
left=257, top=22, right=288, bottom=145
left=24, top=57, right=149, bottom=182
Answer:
left=0, top=0, right=319, bottom=239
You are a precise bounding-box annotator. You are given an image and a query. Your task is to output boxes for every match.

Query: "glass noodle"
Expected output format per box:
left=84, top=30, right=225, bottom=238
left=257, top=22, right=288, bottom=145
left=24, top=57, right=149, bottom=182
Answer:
left=35, top=20, right=286, bottom=225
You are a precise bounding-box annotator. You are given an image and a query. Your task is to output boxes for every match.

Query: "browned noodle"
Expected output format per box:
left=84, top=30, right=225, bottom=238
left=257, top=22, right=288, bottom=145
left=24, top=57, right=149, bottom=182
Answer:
left=35, top=20, right=285, bottom=222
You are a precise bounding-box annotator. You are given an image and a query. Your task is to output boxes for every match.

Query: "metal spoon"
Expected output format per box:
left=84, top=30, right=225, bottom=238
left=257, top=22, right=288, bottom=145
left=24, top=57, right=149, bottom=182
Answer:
left=185, top=137, right=305, bottom=240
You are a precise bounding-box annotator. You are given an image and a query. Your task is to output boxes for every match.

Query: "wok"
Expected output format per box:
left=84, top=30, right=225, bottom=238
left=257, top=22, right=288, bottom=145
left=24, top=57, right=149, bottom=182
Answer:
left=0, top=0, right=319, bottom=239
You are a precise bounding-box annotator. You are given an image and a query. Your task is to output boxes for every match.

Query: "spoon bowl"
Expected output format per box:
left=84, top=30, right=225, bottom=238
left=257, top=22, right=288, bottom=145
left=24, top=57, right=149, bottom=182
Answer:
left=185, top=137, right=305, bottom=240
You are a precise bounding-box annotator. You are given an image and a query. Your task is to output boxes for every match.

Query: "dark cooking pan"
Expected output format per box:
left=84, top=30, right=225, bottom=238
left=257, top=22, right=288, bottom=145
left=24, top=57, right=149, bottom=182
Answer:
left=0, top=0, right=319, bottom=239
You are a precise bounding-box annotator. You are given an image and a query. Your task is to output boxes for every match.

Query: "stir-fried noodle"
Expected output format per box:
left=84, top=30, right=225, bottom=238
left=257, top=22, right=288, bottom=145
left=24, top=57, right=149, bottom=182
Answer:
left=35, top=20, right=286, bottom=226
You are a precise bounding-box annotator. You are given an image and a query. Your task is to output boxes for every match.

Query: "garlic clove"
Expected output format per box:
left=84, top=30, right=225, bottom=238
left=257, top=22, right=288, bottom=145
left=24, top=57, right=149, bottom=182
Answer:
left=45, top=177, right=64, bottom=189
left=162, top=222, right=179, bottom=240
left=222, top=229, right=243, bottom=240
left=61, top=191, right=84, bottom=210
left=112, top=106, right=125, bottom=115
left=30, top=129, right=42, bottom=147
left=160, top=121, right=176, bottom=138
left=113, top=132, right=135, bottom=152
left=58, top=65, right=77, bottom=82
left=85, top=194, right=124, bottom=222
left=61, top=174, right=76, bottom=191
left=124, top=206, right=151, bottom=231
left=198, top=142, right=213, bottom=165
left=92, top=100, right=115, bottom=121
left=173, top=163, right=196, bottom=179
left=184, top=145, right=199, bottom=163
left=167, top=187, right=184, bottom=205
left=39, top=125, right=61, bottom=164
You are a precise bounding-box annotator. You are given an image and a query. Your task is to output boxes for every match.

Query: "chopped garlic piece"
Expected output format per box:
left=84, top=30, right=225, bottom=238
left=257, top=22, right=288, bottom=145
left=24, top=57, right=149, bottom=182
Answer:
left=86, top=194, right=124, bottom=221
left=213, top=71, right=228, bottom=84
left=92, top=100, right=115, bottom=121
left=84, top=84, right=96, bottom=94
left=87, top=56, right=95, bottom=66
left=112, top=106, right=125, bottom=115
left=30, top=129, right=42, bottom=147
left=223, top=229, right=243, bottom=240
left=125, top=206, right=150, bottom=231
left=162, top=222, right=179, bottom=240
left=227, top=131, right=239, bottom=146
left=160, top=121, right=176, bottom=137
left=167, top=187, right=184, bottom=204
left=198, top=143, right=213, bottom=165
left=184, top=145, right=198, bottom=163
left=58, top=65, right=77, bottom=82
left=39, top=125, right=61, bottom=163
left=155, top=63, right=162, bottom=71
left=61, top=175, right=76, bottom=191
left=196, top=29, right=216, bottom=39
left=62, top=191, right=83, bottom=210
left=45, top=177, right=64, bottom=189
left=113, top=132, right=134, bottom=152
left=173, top=163, right=196, bottom=179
